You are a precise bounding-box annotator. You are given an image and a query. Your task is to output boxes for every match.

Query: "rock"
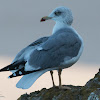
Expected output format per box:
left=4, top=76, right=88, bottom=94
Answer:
left=17, top=69, right=100, bottom=100
left=88, top=92, right=99, bottom=100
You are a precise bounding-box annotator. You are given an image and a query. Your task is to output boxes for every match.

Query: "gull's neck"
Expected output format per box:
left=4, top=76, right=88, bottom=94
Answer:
left=52, top=21, right=71, bottom=34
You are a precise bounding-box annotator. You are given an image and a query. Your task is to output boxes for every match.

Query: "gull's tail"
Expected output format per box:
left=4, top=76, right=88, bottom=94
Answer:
left=16, top=70, right=47, bottom=89
left=0, top=59, right=48, bottom=89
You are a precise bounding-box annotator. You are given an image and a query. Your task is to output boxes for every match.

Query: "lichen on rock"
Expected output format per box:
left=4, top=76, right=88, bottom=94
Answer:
left=17, top=69, right=100, bottom=100
left=88, top=92, right=99, bottom=100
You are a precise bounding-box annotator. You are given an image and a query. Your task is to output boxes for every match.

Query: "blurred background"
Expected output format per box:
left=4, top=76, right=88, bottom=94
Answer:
left=0, top=0, right=100, bottom=100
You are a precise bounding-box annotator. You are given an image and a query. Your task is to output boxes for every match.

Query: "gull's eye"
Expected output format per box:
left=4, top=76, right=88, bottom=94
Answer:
left=54, top=11, right=62, bottom=16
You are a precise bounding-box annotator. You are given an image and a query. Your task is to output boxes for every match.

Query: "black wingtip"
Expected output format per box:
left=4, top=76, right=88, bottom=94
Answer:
left=8, top=72, right=21, bottom=78
left=0, top=64, right=16, bottom=72
left=0, top=65, right=11, bottom=72
left=8, top=67, right=35, bottom=78
left=0, top=61, right=26, bottom=72
left=8, top=68, right=24, bottom=78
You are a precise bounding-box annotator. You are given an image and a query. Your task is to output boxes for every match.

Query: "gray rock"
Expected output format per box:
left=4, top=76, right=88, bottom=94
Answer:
left=17, top=69, right=100, bottom=100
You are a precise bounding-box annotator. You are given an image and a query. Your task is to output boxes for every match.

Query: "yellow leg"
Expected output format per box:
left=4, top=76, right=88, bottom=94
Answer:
left=58, top=69, right=71, bottom=90
left=50, top=71, right=55, bottom=87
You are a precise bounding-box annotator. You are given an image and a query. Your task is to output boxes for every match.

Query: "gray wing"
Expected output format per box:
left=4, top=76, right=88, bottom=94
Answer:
left=29, top=37, right=49, bottom=46
left=28, top=28, right=82, bottom=70
left=0, top=28, right=81, bottom=78
left=0, top=36, right=49, bottom=73
left=12, top=37, right=49, bottom=63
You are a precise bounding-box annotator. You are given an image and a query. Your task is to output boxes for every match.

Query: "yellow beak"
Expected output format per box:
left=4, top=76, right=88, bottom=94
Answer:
left=40, top=16, right=52, bottom=22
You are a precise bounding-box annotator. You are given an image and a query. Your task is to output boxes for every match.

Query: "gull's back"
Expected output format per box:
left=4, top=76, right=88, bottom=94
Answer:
left=27, top=27, right=82, bottom=70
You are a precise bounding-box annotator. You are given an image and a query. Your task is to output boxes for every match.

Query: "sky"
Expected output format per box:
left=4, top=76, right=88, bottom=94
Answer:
left=0, top=0, right=100, bottom=100
left=0, top=0, right=100, bottom=64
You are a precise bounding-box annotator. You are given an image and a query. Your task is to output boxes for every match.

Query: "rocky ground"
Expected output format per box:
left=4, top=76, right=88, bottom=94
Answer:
left=17, top=69, right=100, bottom=100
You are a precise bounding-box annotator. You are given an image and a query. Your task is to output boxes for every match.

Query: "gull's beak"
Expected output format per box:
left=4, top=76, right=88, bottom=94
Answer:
left=40, top=16, right=52, bottom=22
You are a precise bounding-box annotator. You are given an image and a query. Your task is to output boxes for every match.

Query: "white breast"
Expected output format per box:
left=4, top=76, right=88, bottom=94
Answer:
left=52, top=22, right=69, bottom=34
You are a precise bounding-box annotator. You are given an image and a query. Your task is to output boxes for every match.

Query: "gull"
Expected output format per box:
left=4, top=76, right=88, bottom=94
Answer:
left=0, top=6, right=83, bottom=89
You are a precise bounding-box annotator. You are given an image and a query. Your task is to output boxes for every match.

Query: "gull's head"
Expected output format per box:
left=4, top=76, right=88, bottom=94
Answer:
left=41, top=6, right=73, bottom=25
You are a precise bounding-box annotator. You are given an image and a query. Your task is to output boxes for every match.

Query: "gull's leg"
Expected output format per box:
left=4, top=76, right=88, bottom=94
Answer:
left=58, top=69, right=71, bottom=89
left=58, top=69, right=62, bottom=88
left=50, top=71, right=55, bottom=87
